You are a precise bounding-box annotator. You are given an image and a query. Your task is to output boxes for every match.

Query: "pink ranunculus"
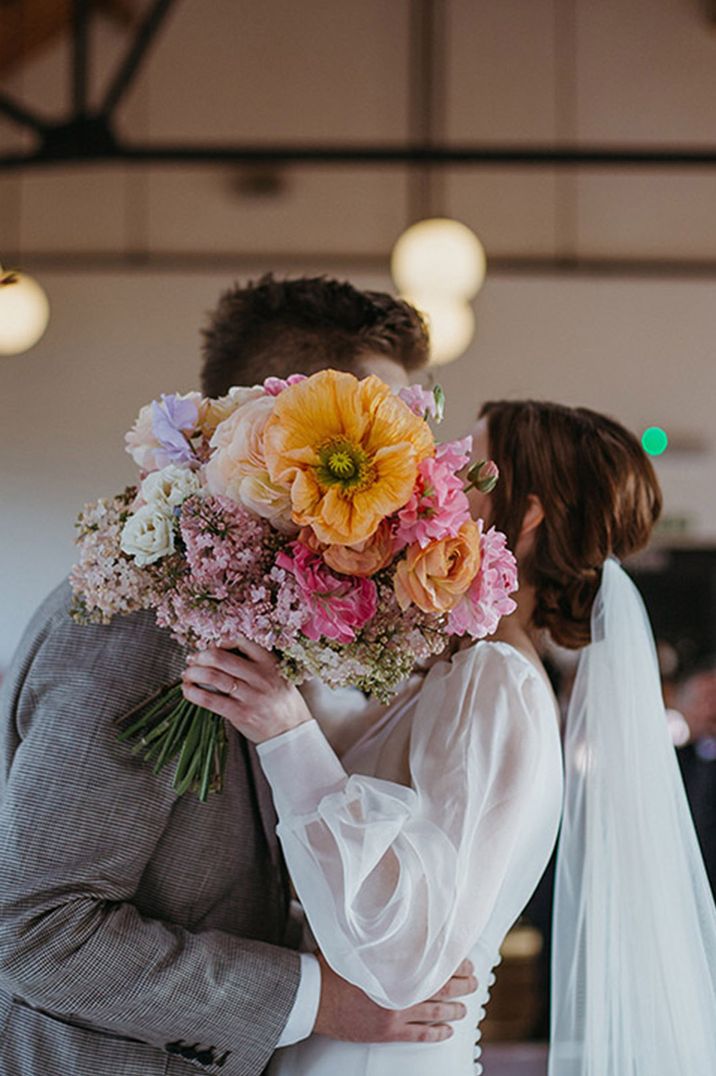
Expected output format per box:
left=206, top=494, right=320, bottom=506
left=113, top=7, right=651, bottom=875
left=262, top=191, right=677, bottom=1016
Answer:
left=276, top=541, right=377, bottom=643
left=263, top=374, right=308, bottom=397
left=446, top=524, right=519, bottom=638
left=395, top=445, right=472, bottom=550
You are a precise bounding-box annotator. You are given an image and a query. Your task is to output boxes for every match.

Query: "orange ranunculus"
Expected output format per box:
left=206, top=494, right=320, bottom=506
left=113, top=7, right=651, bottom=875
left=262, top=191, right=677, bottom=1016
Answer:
left=263, top=370, right=434, bottom=546
left=323, top=520, right=396, bottom=578
left=394, top=520, right=482, bottom=615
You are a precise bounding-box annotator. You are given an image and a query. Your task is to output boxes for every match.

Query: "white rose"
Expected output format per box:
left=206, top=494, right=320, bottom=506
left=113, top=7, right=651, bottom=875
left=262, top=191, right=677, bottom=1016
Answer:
left=140, top=464, right=202, bottom=508
left=120, top=504, right=176, bottom=566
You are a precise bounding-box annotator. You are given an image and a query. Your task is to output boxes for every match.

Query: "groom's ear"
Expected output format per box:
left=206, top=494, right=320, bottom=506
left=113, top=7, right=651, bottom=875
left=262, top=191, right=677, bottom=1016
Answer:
left=520, top=494, right=545, bottom=540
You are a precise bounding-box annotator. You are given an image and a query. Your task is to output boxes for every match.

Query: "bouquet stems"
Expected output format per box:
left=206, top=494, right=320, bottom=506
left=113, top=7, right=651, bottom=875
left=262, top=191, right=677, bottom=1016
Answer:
left=117, top=683, right=228, bottom=802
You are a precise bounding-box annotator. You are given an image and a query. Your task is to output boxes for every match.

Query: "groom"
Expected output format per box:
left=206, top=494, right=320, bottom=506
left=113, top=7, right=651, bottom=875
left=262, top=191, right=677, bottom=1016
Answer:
left=0, top=275, right=475, bottom=1076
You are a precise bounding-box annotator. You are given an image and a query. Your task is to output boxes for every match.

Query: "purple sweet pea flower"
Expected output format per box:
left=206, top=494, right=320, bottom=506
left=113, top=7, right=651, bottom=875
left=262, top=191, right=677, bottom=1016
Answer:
left=150, top=394, right=199, bottom=466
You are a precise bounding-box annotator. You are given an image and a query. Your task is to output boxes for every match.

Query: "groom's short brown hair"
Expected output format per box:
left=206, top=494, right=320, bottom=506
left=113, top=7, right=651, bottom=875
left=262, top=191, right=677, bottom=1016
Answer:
left=200, top=274, right=429, bottom=397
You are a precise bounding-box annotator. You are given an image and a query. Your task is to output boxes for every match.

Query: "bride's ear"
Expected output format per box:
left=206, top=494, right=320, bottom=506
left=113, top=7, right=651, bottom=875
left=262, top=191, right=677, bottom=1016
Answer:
left=519, top=495, right=545, bottom=541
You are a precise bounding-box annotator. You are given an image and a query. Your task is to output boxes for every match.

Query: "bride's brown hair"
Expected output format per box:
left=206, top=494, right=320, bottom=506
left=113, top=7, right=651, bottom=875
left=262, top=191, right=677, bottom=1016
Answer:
left=479, top=400, right=663, bottom=648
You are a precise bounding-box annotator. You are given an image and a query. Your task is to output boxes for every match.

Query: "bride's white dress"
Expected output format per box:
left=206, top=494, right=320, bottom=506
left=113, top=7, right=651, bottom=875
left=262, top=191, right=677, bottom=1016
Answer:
left=259, top=641, right=564, bottom=1075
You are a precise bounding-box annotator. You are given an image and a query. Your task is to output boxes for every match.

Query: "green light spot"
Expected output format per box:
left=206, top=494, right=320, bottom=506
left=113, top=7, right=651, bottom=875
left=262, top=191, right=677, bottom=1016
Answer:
left=642, top=427, right=669, bottom=456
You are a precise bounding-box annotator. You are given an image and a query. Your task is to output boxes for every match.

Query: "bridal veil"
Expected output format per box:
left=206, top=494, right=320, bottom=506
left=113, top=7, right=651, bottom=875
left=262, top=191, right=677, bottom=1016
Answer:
left=550, top=558, right=716, bottom=1074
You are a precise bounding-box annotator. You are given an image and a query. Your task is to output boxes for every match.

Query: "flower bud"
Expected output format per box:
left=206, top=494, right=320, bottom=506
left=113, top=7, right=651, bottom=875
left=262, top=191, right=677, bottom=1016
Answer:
left=466, top=458, right=499, bottom=494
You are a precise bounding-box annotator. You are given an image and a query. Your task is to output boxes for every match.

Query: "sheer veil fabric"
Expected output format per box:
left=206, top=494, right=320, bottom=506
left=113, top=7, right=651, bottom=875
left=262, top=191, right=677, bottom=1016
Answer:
left=550, top=559, right=716, bottom=1075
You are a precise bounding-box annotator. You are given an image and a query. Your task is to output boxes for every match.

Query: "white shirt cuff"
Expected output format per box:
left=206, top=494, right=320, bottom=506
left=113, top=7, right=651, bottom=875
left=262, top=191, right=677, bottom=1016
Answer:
left=257, top=720, right=347, bottom=816
left=275, top=951, right=322, bottom=1047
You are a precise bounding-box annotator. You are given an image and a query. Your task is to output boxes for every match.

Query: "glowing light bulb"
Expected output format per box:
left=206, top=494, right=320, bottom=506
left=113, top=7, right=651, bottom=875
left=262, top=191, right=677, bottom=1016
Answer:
left=0, top=270, right=50, bottom=355
left=406, top=293, right=476, bottom=366
left=391, top=218, right=486, bottom=300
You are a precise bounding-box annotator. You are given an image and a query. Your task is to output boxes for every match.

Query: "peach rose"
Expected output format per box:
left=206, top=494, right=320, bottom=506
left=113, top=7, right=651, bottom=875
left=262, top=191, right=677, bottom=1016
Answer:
left=394, top=520, right=482, bottom=614
left=322, top=520, right=396, bottom=578
left=207, top=393, right=275, bottom=467
left=206, top=394, right=295, bottom=530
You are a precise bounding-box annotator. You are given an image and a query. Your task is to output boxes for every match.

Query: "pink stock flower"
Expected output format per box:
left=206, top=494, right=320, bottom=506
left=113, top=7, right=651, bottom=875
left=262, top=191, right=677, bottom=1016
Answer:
left=276, top=541, right=377, bottom=643
left=447, top=524, right=519, bottom=638
left=436, top=435, right=472, bottom=470
left=398, top=384, right=439, bottom=419
left=263, top=374, right=307, bottom=397
left=395, top=437, right=473, bottom=549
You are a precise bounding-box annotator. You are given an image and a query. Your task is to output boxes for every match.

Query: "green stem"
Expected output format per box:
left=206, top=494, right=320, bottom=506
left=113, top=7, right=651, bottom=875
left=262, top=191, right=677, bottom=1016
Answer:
left=173, top=734, right=204, bottom=796
left=137, top=713, right=177, bottom=747
left=117, top=680, right=182, bottom=727
left=198, top=717, right=218, bottom=803
left=117, top=682, right=228, bottom=801
left=173, top=709, right=204, bottom=787
left=118, top=683, right=184, bottom=742
left=153, top=701, right=194, bottom=774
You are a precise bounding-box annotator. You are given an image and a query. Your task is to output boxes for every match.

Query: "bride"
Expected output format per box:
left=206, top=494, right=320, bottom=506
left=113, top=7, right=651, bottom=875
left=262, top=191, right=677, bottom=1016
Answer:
left=183, top=398, right=716, bottom=1075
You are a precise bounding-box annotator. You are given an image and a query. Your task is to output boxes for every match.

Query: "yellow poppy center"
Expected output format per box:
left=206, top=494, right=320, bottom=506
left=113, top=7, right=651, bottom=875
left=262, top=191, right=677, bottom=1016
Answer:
left=316, top=437, right=375, bottom=493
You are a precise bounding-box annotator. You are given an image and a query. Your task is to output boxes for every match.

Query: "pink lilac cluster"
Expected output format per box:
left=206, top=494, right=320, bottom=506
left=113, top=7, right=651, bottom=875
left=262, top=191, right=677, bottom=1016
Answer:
left=275, top=542, right=377, bottom=643
left=447, top=525, right=519, bottom=638
left=69, top=489, right=154, bottom=623
left=395, top=437, right=473, bottom=549
left=153, top=494, right=303, bottom=651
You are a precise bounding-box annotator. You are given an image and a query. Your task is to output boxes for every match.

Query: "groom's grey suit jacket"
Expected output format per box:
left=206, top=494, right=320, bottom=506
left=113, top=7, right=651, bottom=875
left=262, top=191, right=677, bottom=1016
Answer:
left=0, top=582, right=301, bottom=1076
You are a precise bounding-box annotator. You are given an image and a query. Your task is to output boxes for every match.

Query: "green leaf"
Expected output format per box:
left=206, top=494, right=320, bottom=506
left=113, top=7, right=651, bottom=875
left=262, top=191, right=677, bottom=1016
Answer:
left=432, top=384, right=446, bottom=423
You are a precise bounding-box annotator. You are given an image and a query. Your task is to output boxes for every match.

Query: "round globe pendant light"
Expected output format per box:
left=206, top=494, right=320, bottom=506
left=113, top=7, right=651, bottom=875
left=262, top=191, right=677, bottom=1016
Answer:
left=0, top=269, right=51, bottom=356
left=405, top=293, right=476, bottom=366
left=391, top=218, right=486, bottom=300
left=391, top=218, right=485, bottom=366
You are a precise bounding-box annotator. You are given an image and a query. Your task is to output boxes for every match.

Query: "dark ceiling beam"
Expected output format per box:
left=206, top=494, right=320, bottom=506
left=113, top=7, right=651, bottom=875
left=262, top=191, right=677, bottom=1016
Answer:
left=72, top=0, right=90, bottom=117
left=99, top=0, right=176, bottom=119
left=6, top=141, right=716, bottom=170
left=0, top=93, right=47, bottom=134
left=7, top=249, right=716, bottom=280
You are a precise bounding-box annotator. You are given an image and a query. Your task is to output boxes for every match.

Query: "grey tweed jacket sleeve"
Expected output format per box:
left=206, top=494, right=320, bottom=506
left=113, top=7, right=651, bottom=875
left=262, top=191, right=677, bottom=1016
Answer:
left=0, top=583, right=301, bottom=1076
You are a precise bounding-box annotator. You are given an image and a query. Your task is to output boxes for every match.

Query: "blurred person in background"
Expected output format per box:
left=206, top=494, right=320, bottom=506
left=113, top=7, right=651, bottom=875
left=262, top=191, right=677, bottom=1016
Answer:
left=662, top=653, right=716, bottom=896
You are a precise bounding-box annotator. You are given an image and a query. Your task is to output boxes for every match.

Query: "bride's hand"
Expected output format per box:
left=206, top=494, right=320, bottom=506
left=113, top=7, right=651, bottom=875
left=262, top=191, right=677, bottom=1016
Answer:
left=181, top=635, right=313, bottom=745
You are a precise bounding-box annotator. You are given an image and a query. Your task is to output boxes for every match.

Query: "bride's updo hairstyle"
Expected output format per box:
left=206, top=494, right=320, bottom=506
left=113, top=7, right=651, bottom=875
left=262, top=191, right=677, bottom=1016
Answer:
left=479, top=400, right=662, bottom=648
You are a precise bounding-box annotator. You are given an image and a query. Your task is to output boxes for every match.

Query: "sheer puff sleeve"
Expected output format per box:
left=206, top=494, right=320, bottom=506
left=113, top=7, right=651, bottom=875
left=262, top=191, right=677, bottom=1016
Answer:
left=257, top=642, right=560, bottom=1008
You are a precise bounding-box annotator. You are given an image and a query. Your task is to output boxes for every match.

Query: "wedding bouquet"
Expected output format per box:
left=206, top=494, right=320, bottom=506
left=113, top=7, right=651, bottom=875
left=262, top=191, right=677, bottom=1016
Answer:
left=70, top=369, right=518, bottom=800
